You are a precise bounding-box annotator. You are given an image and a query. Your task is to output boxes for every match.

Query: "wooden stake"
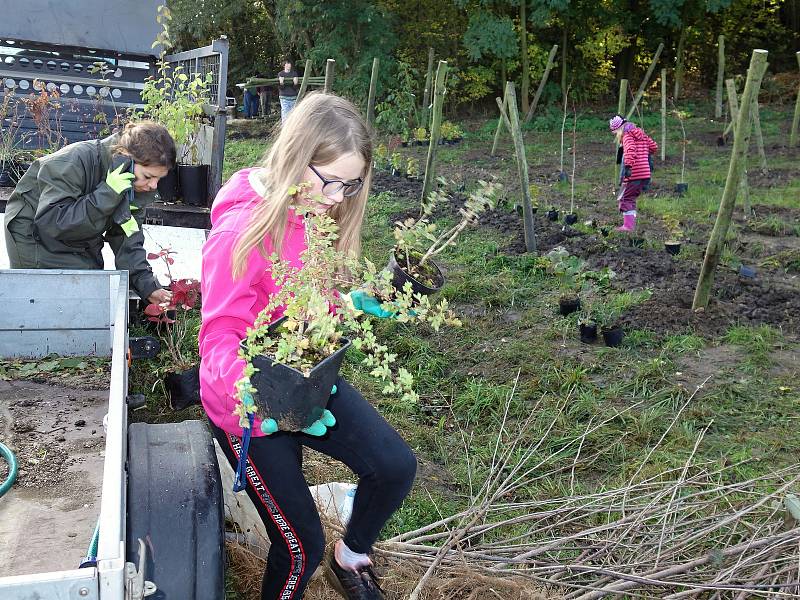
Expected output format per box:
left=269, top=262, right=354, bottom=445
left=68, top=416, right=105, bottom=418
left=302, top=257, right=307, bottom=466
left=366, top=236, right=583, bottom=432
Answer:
left=790, top=52, right=800, bottom=147
left=715, top=35, right=725, bottom=119
left=752, top=97, right=767, bottom=174
left=625, top=42, right=664, bottom=120
left=561, top=27, right=568, bottom=100
left=421, top=61, right=447, bottom=205
left=674, top=27, right=686, bottom=100
left=524, top=44, right=558, bottom=124
left=491, top=88, right=508, bottom=157
left=520, top=0, right=529, bottom=114
left=495, top=97, right=512, bottom=132
left=323, top=59, right=335, bottom=93
left=615, top=79, right=627, bottom=185
left=422, top=48, right=435, bottom=127
left=366, top=57, right=379, bottom=128
left=505, top=82, right=537, bottom=253
left=693, top=49, right=768, bottom=311
left=661, top=69, right=667, bottom=162
left=725, top=78, right=739, bottom=138
left=296, top=59, right=312, bottom=103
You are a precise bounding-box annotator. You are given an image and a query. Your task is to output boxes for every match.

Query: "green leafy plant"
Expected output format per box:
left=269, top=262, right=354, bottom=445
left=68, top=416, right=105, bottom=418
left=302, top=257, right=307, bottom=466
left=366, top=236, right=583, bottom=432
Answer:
left=138, top=4, right=212, bottom=165
left=390, top=151, right=405, bottom=175
left=375, top=61, right=420, bottom=135
left=405, top=156, right=420, bottom=179
left=392, top=180, right=502, bottom=285
left=0, top=93, right=27, bottom=177
left=439, top=120, right=463, bottom=141
left=374, top=143, right=389, bottom=170
left=663, top=215, right=684, bottom=242
left=413, top=127, right=428, bottom=143
left=234, top=187, right=461, bottom=428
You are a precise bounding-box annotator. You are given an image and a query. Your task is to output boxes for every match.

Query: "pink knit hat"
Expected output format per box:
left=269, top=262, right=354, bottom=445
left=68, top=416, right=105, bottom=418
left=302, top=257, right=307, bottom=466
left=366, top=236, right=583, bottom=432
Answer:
left=609, top=115, right=625, bottom=131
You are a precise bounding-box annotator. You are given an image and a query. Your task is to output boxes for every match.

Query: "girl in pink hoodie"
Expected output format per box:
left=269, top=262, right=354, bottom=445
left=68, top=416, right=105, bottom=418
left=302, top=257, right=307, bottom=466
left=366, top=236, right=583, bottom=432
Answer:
left=609, top=115, right=658, bottom=232
left=199, top=93, right=414, bottom=599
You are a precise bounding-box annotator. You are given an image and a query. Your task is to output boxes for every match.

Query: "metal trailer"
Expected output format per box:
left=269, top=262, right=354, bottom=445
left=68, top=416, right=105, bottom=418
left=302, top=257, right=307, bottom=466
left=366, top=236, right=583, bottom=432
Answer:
left=0, top=269, right=224, bottom=599
left=0, top=0, right=228, bottom=223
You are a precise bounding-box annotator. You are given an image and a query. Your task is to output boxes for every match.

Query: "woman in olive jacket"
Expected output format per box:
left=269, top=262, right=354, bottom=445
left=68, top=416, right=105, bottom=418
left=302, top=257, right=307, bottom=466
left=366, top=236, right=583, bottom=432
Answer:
left=4, top=121, right=176, bottom=304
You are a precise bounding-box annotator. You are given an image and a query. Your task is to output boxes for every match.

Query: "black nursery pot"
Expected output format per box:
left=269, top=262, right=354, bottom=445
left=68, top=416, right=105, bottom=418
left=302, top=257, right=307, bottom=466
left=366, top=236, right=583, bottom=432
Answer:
left=246, top=337, right=351, bottom=431
left=665, top=241, right=682, bottom=256
left=547, top=209, right=559, bottom=222
left=165, top=365, right=201, bottom=411
left=602, top=326, right=625, bottom=348
left=675, top=182, right=689, bottom=195
left=629, top=237, right=645, bottom=249
left=558, top=171, right=569, bottom=183
left=600, top=227, right=610, bottom=237
left=579, top=323, right=598, bottom=344
left=387, top=251, right=445, bottom=297
left=178, top=164, right=209, bottom=207
left=559, top=296, right=581, bottom=316
left=564, top=213, right=578, bottom=225
left=157, top=165, right=180, bottom=202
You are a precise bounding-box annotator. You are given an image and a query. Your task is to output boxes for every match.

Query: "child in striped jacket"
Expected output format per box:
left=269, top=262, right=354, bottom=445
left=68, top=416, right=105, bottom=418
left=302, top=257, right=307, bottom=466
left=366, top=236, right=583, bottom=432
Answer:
left=609, top=115, right=658, bottom=232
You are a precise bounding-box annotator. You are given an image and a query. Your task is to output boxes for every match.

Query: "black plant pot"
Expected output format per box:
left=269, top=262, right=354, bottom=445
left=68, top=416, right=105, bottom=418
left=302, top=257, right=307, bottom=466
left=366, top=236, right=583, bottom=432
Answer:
left=165, top=365, right=201, bottom=411
left=178, top=164, right=209, bottom=207
left=602, top=326, right=625, bottom=348
left=516, top=205, right=538, bottom=217
left=559, top=296, right=581, bottom=316
left=391, top=168, right=404, bottom=177
left=246, top=336, right=351, bottom=431
left=558, top=171, right=569, bottom=183
left=629, top=237, right=645, bottom=249
left=675, top=182, right=689, bottom=195
left=564, top=213, right=578, bottom=225
left=547, top=209, right=559, bottom=222
left=0, top=169, right=13, bottom=187
left=600, top=227, right=610, bottom=238
left=579, top=323, right=598, bottom=344
left=157, top=166, right=180, bottom=203
left=739, top=264, right=756, bottom=279
left=716, top=135, right=726, bottom=146
left=665, top=241, right=682, bottom=255
left=387, top=251, right=445, bottom=297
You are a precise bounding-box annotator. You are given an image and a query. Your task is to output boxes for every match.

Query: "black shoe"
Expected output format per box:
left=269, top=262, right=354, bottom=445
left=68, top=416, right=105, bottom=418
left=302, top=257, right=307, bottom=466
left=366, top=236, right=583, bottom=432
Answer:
left=325, top=555, right=385, bottom=599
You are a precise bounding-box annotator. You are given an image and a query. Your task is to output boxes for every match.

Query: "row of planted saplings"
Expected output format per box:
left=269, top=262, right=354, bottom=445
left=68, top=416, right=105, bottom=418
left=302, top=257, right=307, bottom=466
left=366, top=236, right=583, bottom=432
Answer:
left=373, top=144, right=421, bottom=179
left=399, top=121, right=464, bottom=147
left=148, top=179, right=504, bottom=430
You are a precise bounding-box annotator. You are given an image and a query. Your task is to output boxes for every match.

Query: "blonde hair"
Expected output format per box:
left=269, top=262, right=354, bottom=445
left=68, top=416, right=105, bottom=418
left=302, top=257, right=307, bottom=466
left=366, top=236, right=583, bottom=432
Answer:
left=232, top=93, right=373, bottom=279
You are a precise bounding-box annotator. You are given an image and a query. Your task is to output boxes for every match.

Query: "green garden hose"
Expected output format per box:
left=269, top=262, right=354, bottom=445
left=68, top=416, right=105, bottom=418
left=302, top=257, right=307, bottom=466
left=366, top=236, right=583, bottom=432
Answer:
left=0, top=442, right=18, bottom=498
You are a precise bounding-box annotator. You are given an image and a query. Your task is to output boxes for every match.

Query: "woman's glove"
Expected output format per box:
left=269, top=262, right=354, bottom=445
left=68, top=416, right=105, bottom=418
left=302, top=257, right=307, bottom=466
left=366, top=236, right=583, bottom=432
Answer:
left=250, top=384, right=339, bottom=436
left=106, top=163, right=135, bottom=194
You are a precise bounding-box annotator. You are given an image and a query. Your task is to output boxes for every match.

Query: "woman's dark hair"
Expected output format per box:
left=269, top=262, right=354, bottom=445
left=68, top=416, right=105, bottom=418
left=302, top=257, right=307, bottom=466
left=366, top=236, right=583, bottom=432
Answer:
left=114, top=121, right=176, bottom=167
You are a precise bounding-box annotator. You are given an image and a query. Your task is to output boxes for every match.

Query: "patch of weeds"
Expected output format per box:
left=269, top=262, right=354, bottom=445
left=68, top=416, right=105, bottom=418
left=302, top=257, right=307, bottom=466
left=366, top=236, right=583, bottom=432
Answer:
left=663, top=333, right=706, bottom=354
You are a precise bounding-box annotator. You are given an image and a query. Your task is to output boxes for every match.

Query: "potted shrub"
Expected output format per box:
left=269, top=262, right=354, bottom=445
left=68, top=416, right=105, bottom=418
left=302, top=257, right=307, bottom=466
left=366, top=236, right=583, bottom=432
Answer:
left=578, top=310, right=598, bottom=344
left=143, top=248, right=202, bottom=410
left=390, top=151, right=406, bottom=177
left=595, top=303, right=624, bottom=348
left=516, top=183, right=540, bottom=217
left=564, top=108, right=579, bottom=225
left=545, top=247, right=585, bottom=316
left=389, top=180, right=502, bottom=297
left=405, top=156, right=420, bottom=180
left=439, top=121, right=463, bottom=144
left=373, top=143, right=389, bottom=171
left=138, top=6, right=212, bottom=206
left=413, top=127, right=428, bottom=145
left=546, top=206, right=560, bottom=222
left=235, top=202, right=461, bottom=432
left=663, top=215, right=683, bottom=255
left=0, top=93, right=28, bottom=187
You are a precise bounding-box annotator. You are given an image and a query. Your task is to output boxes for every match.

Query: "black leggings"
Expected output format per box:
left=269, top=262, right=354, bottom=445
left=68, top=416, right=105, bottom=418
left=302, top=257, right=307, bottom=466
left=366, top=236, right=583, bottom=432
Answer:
left=210, top=377, right=417, bottom=599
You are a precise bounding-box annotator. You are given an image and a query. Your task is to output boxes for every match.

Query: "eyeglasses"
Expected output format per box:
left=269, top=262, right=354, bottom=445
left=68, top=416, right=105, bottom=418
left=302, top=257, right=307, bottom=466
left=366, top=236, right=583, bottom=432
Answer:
left=308, top=164, right=364, bottom=198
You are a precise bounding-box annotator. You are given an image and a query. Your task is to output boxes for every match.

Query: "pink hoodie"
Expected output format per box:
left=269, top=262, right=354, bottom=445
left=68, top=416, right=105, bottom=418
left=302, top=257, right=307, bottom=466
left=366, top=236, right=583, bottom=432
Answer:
left=198, top=168, right=307, bottom=436
left=622, top=126, right=658, bottom=182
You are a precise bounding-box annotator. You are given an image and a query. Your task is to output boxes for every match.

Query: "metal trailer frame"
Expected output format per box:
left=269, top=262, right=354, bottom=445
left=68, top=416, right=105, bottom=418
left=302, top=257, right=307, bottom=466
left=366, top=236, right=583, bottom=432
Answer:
left=0, top=270, right=148, bottom=600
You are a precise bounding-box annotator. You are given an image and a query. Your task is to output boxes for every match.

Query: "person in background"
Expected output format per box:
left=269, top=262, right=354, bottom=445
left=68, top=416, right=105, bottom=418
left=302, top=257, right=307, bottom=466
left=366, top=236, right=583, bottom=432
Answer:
left=3, top=121, right=175, bottom=305
left=278, top=59, right=299, bottom=122
left=243, top=82, right=260, bottom=119
left=609, top=115, right=658, bottom=232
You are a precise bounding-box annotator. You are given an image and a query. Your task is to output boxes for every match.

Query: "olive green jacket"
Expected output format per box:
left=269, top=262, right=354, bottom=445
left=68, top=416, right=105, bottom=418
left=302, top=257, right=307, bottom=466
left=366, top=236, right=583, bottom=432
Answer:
left=3, top=135, right=161, bottom=300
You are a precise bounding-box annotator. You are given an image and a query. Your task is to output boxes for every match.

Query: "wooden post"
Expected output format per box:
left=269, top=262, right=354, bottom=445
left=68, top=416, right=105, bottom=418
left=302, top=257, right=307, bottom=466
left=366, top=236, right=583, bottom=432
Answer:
left=296, top=59, right=312, bottom=103
left=615, top=79, right=627, bottom=185
left=561, top=27, right=568, bottom=100
left=790, top=52, right=800, bottom=147
left=520, top=0, right=529, bottom=114
left=661, top=69, right=667, bottom=162
left=693, top=49, right=768, bottom=311
left=421, top=61, right=447, bottom=205
left=422, top=47, right=435, bottom=126
left=752, top=97, right=767, bottom=174
left=625, top=42, right=664, bottom=120
left=524, top=44, right=558, bottom=124
left=726, top=77, right=754, bottom=214
left=674, top=27, right=686, bottom=100
left=491, top=88, right=508, bottom=157
left=505, top=82, right=537, bottom=253
left=495, top=97, right=512, bottom=132
left=725, top=78, right=739, bottom=139
left=366, top=57, right=379, bottom=128
left=715, top=35, right=725, bottom=119
left=323, top=59, right=335, bottom=93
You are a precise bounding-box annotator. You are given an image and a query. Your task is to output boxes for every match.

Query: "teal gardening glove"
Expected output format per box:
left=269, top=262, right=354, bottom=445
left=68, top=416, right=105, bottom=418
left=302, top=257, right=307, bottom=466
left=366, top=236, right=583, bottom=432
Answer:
left=242, top=385, right=339, bottom=437
left=348, top=289, right=398, bottom=319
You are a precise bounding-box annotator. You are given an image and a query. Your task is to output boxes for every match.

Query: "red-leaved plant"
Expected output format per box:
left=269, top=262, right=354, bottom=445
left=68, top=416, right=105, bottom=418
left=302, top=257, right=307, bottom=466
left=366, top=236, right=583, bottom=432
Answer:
left=144, top=247, right=201, bottom=371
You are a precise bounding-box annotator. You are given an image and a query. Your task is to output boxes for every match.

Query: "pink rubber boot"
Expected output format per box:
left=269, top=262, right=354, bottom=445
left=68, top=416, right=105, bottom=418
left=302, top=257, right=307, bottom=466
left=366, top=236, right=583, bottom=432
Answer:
left=616, top=213, right=636, bottom=232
